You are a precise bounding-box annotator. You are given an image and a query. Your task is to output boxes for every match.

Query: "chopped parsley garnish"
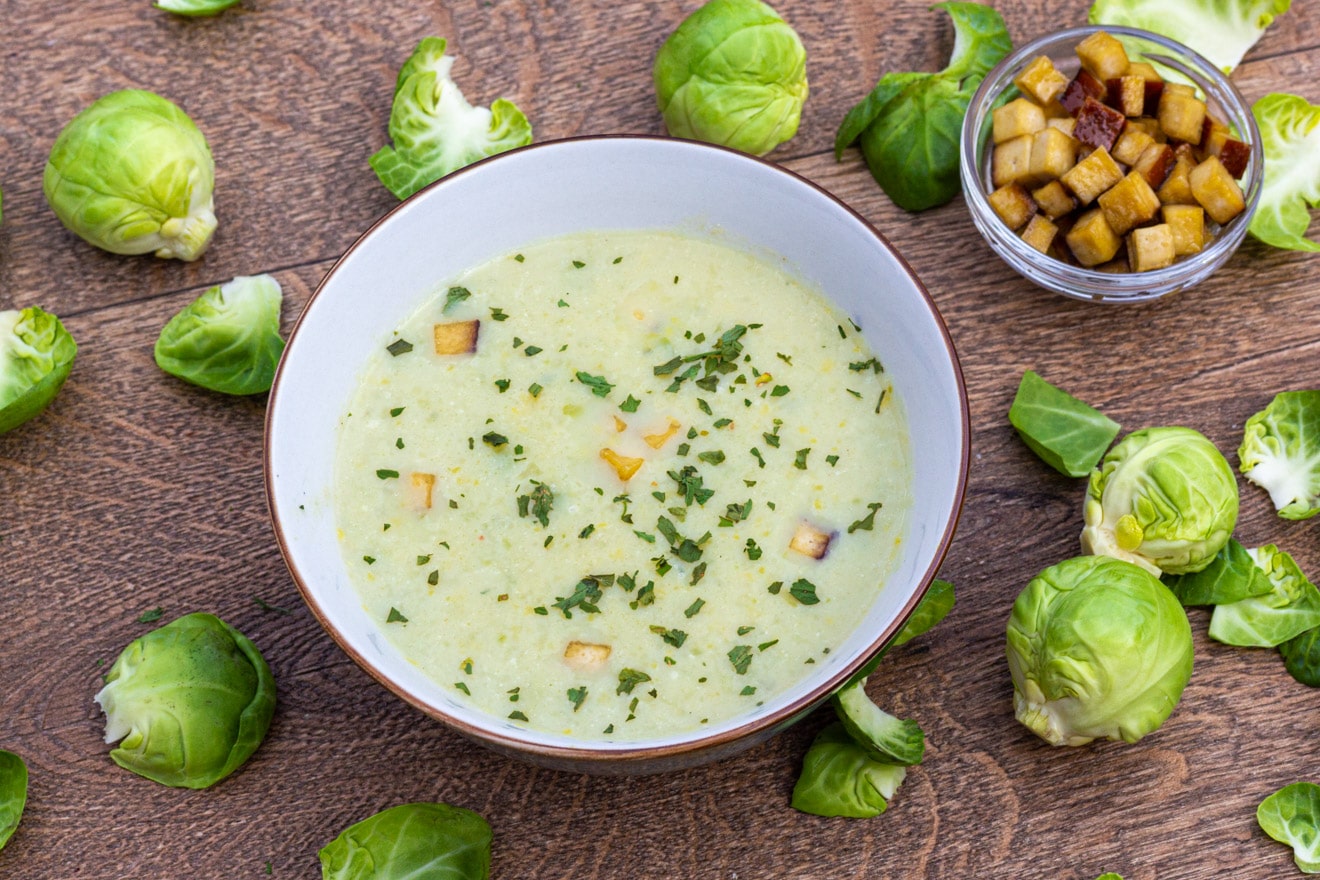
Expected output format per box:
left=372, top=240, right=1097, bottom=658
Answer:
left=684, top=598, right=705, bottom=618
left=750, top=448, right=766, bottom=468
left=758, top=639, right=779, bottom=651
left=568, top=687, right=588, bottom=711
left=575, top=371, right=614, bottom=397
left=416, top=554, right=431, bottom=565
left=376, top=469, right=399, bottom=479
left=454, top=682, right=471, bottom=695
left=579, top=524, right=595, bottom=539
left=482, top=432, right=509, bottom=449
left=826, top=454, right=840, bottom=466
left=875, top=389, right=888, bottom=413
left=668, top=465, right=714, bottom=506
left=514, top=253, right=525, bottom=262
left=490, top=307, right=509, bottom=321
left=744, top=538, right=762, bottom=560
left=720, top=499, right=752, bottom=526
left=533, top=606, right=548, bottom=615
left=728, top=645, right=753, bottom=675
left=508, top=687, right=521, bottom=702
left=508, top=710, right=529, bottom=722
left=494, top=378, right=511, bottom=393
left=617, top=668, right=652, bottom=695
left=443, top=286, right=471, bottom=313
left=770, top=385, right=790, bottom=397
left=620, top=394, right=641, bottom=413
left=697, top=450, right=725, bottom=465
left=524, top=345, right=543, bottom=357
left=847, top=502, right=884, bottom=533
left=395, top=437, right=405, bottom=449
left=713, top=417, right=732, bottom=428
left=389, top=406, right=405, bottom=417
left=386, top=607, right=408, bottom=623
left=572, top=259, right=586, bottom=268
left=529, top=383, right=543, bottom=398
left=363, top=555, right=376, bottom=565
left=516, top=480, right=554, bottom=527
left=552, top=575, right=608, bottom=618
left=650, top=626, right=688, bottom=648
left=633, top=530, right=656, bottom=543
left=690, top=561, right=706, bottom=585
left=794, top=448, right=811, bottom=469
left=630, top=581, right=656, bottom=608
left=427, top=570, right=439, bottom=586
left=790, top=579, right=820, bottom=605
left=767, top=580, right=783, bottom=595
left=740, top=686, right=757, bottom=696
left=849, top=357, right=884, bottom=374
left=737, top=625, right=754, bottom=635
left=386, top=338, right=413, bottom=356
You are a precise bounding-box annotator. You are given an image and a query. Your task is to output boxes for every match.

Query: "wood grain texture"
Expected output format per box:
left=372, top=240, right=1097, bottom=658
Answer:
left=3, top=0, right=1320, bottom=878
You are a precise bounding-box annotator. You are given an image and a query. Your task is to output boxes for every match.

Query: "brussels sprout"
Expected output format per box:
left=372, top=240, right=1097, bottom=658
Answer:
left=1208, top=544, right=1320, bottom=648
left=1239, top=391, right=1320, bottom=519
left=832, top=678, right=925, bottom=766
left=43, top=90, right=216, bottom=261
left=95, top=612, right=276, bottom=789
left=0, top=307, right=78, bottom=435
left=790, top=722, right=907, bottom=818
left=319, top=802, right=492, bottom=880
left=653, top=0, right=808, bottom=157
left=1258, top=782, right=1320, bottom=873
left=370, top=38, right=533, bottom=201
left=154, top=274, right=285, bottom=395
left=1006, top=555, right=1194, bottom=746
left=155, top=0, right=240, bottom=15
left=0, top=750, right=27, bottom=851
left=1081, top=426, right=1238, bottom=575
left=1008, top=371, right=1120, bottom=478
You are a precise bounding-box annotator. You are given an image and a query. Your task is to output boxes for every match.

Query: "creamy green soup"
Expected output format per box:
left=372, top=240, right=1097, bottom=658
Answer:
left=334, top=230, right=912, bottom=741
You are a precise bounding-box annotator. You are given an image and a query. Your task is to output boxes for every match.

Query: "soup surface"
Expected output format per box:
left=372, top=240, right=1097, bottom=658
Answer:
left=334, top=230, right=913, bottom=740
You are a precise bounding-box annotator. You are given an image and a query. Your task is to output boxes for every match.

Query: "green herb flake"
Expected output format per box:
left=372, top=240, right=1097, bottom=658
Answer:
left=697, top=450, right=726, bottom=465
left=771, top=385, right=790, bottom=397
left=416, top=554, right=432, bottom=565
left=650, top=626, right=688, bottom=648
left=507, top=687, right=521, bottom=702
left=690, top=561, right=707, bottom=585
left=533, top=605, right=548, bottom=615
left=490, top=307, right=509, bottom=321
left=395, top=437, right=405, bottom=449
left=516, top=480, right=555, bottom=527
left=529, top=383, right=543, bottom=398
left=750, top=448, right=766, bottom=468
left=794, top=448, right=811, bottom=470
left=875, top=389, right=888, bottom=414
left=427, top=570, right=439, bottom=586
left=524, top=345, right=543, bottom=357
left=617, top=668, right=652, bottom=695
left=552, top=576, right=607, bottom=618
left=728, top=645, right=753, bottom=675
left=363, top=555, right=376, bottom=565
left=575, top=371, right=614, bottom=397
left=849, top=357, right=884, bottom=374
left=684, top=598, right=706, bottom=618
left=847, top=501, right=884, bottom=534
left=138, top=607, right=164, bottom=624
left=508, top=710, right=529, bottom=722
left=713, top=418, right=732, bottom=428
left=386, top=607, right=408, bottom=623
left=572, top=259, right=586, bottom=268
left=514, top=253, right=525, bottom=263
left=494, top=378, right=511, bottom=393
left=737, top=625, right=754, bottom=636
left=376, top=469, right=400, bottom=479
left=826, top=454, right=840, bottom=466
left=758, top=639, right=779, bottom=651
left=740, top=685, right=757, bottom=696
left=454, top=682, right=471, bottom=695
left=443, top=286, right=472, bottom=313
left=386, top=338, right=413, bottom=357
left=568, top=687, right=588, bottom=711
left=744, top=538, right=763, bottom=560
left=579, top=524, right=596, bottom=539
left=482, top=432, right=509, bottom=449
left=789, top=579, right=820, bottom=605
left=620, top=394, right=641, bottom=413
left=389, top=406, right=405, bottom=417
left=776, top=352, right=792, bottom=365
left=767, top=580, right=783, bottom=595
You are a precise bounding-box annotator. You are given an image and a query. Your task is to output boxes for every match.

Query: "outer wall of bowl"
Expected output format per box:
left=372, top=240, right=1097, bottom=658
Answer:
left=265, top=136, right=971, bottom=775
left=959, top=26, right=1263, bottom=304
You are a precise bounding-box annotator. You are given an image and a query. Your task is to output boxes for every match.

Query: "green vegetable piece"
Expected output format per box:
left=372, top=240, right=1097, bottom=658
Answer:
left=0, top=750, right=27, bottom=852
left=832, top=678, right=925, bottom=765
left=94, top=612, right=276, bottom=789
left=154, top=0, right=240, bottom=15
left=44, top=89, right=217, bottom=260
left=1164, top=538, right=1274, bottom=606
left=1081, top=426, right=1238, bottom=576
left=370, top=38, right=533, bottom=200
left=154, top=274, right=285, bottom=395
left=1209, top=544, right=1320, bottom=648
left=0, top=307, right=78, bottom=435
left=1094, top=875, right=1125, bottom=880
left=1281, top=627, right=1320, bottom=687
left=1240, top=391, right=1320, bottom=518
left=1089, top=0, right=1291, bottom=73
left=790, top=722, right=907, bottom=819
left=1258, top=782, right=1320, bottom=874
left=1249, top=94, right=1320, bottom=252
left=653, top=0, right=808, bottom=157
left=836, top=2, right=1011, bottom=211
left=319, top=802, right=492, bottom=880
left=1007, top=555, right=1194, bottom=746
left=1008, top=371, right=1120, bottom=478
left=891, top=578, right=956, bottom=648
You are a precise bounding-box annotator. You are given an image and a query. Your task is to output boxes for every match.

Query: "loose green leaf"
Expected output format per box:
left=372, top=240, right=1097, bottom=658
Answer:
left=155, top=0, right=241, bottom=16
left=1210, top=544, right=1320, bottom=647
left=790, top=722, right=906, bottom=818
left=319, top=802, right=492, bottom=880
left=891, top=579, right=956, bottom=647
left=832, top=678, right=925, bottom=765
left=0, top=750, right=27, bottom=851
left=1258, top=782, right=1320, bottom=874
left=1239, top=390, right=1320, bottom=518
left=0, top=307, right=78, bottom=435
left=1164, top=538, right=1274, bottom=606
left=1249, top=93, right=1320, bottom=252
left=154, top=275, right=285, bottom=395
left=1280, top=626, right=1320, bottom=687
left=1090, top=0, right=1292, bottom=73
left=1008, top=371, right=1121, bottom=477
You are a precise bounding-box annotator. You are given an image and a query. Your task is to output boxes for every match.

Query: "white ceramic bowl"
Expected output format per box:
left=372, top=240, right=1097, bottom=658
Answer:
left=265, top=136, right=970, bottom=775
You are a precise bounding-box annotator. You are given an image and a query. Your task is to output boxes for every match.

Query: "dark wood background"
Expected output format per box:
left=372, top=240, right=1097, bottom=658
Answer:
left=2, top=1, right=1318, bottom=877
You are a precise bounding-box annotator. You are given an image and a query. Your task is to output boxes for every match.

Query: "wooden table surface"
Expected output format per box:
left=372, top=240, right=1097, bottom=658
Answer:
left=3, top=1, right=1319, bottom=877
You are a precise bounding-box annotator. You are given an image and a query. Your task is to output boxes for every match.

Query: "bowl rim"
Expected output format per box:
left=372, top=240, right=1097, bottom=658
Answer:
left=264, top=134, right=972, bottom=766
left=959, top=24, right=1264, bottom=304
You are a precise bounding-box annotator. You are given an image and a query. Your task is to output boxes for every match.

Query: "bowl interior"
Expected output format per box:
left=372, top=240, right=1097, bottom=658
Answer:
left=266, top=137, right=969, bottom=759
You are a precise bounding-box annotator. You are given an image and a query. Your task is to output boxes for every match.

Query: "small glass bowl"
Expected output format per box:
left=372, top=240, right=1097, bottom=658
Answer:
left=959, top=25, right=1263, bottom=304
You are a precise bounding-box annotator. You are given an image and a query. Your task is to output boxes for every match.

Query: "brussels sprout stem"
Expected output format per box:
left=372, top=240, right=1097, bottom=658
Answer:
left=155, top=204, right=218, bottom=261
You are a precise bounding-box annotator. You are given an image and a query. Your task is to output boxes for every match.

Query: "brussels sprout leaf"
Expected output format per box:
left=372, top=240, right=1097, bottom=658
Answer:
left=154, top=275, right=285, bottom=396
left=1258, top=782, right=1320, bottom=873
left=791, top=722, right=907, bottom=818
left=1249, top=94, right=1320, bottom=252
left=1281, top=627, right=1320, bottom=687
left=1209, top=545, right=1320, bottom=648
left=370, top=38, right=532, bottom=200
left=1009, top=371, right=1120, bottom=478
left=0, top=750, right=27, bottom=851
left=0, top=307, right=78, bottom=435
left=319, top=802, right=492, bottom=880
left=1240, top=391, right=1320, bottom=518
left=1089, top=0, right=1292, bottom=73
left=1095, top=875, right=1125, bottom=880
left=836, top=2, right=1011, bottom=211
left=832, top=678, right=925, bottom=766
left=1164, top=538, right=1274, bottom=606
left=891, top=578, right=956, bottom=647
left=154, top=0, right=240, bottom=15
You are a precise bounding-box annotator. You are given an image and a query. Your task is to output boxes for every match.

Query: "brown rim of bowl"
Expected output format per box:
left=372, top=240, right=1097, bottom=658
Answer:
left=263, top=134, right=972, bottom=766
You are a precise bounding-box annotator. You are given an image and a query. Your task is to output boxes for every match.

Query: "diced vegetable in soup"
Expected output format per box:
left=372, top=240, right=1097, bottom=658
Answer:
left=334, top=231, right=913, bottom=740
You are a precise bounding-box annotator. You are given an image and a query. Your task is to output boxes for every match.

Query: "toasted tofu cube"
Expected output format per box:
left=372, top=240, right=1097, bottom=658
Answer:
left=410, top=472, right=436, bottom=510
left=564, top=641, right=611, bottom=671
left=1162, top=204, right=1206, bottom=255
left=789, top=522, right=835, bottom=560
left=1105, top=76, right=1147, bottom=117
left=1014, top=56, right=1070, bottom=105
left=1061, top=147, right=1124, bottom=204
left=1126, top=117, right=1165, bottom=142
left=1061, top=69, right=1108, bottom=115
left=1189, top=156, right=1246, bottom=224
left=988, top=183, right=1037, bottom=230
left=1159, top=89, right=1207, bottom=143
left=1020, top=214, right=1059, bottom=253
left=1032, top=180, right=1078, bottom=220
left=1046, top=117, right=1078, bottom=139
left=1218, top=138, right=1252, bottom=179
left=993, top=98, right=1047, bottom=144
left=1111, top=127, right=1155, bottom=165
left=1075, top=97, right=1127, bottom=152
left=433, top=319, right=480, bottom=355
left=1134, top=143, right=1176, bottom=189
left=1066, top=208, right=1123, bottom=266
left=1076, top=31, right=1130, bottom=81
left=1127, top=224, right=1177, bottom=272
left=1164, top=82, right=1197, bottom=98
left=992, top=135, right=1035, bottom=188
left=1099, top=171, right=1162, bottom=236
left=1127, top=61, right=1161, bottom=82
left=600, top=448, right=644, bottom=481
left=1201, top=114, right=1231, bottom=157
left=1157, top=156, right=1197, bottom=205
left=1030, top=127, right=1077, bottom=182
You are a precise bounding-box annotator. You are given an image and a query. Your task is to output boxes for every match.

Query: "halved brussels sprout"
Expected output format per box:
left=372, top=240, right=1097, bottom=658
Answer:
left=319, top=802, right=492, bottom=879
left=653, top=0, right=808, bottom=156
left=95, top=612, right=276, bottom=789
left=790, top=722, right=907, bottom=818
left=1007, top=555, right=1194, bottom=746
left=43, top=89, right=217, bottom=261
left=0, top=307, right=78, bottom=435
left=154, top=274, right=285, bottom=395
left=1208, top=544, right=1320, bottom=648
left=1239, top=391, right=1320, bottom=520
left=1081, top=426, right=1238, bottom=575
